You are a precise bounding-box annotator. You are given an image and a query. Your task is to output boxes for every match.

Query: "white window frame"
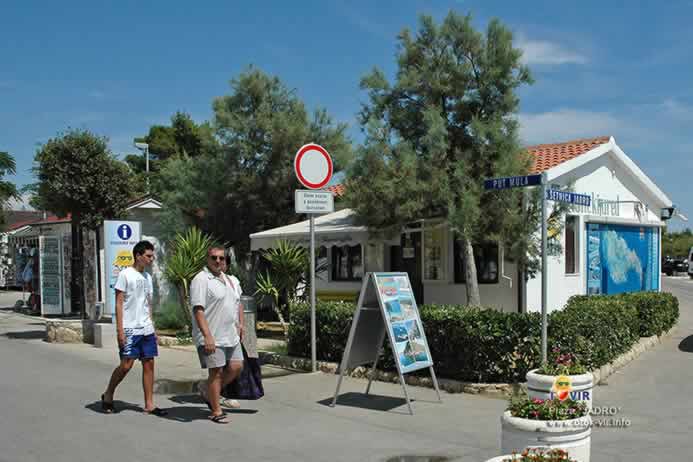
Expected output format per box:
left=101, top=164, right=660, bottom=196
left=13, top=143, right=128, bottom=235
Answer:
left=422, top=220, right=448, bottom=283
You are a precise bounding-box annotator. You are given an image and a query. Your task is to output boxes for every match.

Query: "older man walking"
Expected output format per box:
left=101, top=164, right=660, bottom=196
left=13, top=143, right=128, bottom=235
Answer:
left=190, top=246, right=244, bottom=424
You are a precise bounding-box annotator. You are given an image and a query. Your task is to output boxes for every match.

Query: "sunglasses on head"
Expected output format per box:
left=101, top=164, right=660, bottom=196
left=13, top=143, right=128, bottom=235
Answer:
left=209, top=256, right=225, bottom=262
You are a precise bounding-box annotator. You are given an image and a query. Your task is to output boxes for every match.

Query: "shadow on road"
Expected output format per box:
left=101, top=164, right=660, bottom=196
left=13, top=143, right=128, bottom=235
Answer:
left=84, top=400, right=144, bottom=415
left=168, top=393, right=259, bottom=418
left=3, top=330, right=45, bottom=340
left=319, top=392, right=412, bottom=413
left=678, top=335, right=693, bottom=353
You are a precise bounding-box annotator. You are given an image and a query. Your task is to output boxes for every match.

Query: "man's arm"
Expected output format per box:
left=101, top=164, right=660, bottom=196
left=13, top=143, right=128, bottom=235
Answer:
left=193, top=306, right=215, bottom=354
left=115, top=290, right=125, bottom=348
left=238, top=299, right=245, bottom=341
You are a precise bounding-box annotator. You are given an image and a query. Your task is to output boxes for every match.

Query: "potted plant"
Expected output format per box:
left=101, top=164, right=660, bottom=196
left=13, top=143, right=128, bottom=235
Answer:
left=485, top=448, right=579, bottom=462
left=500, top=395, right=591, bottom=462
left=526, top=348, right=593, bottom=410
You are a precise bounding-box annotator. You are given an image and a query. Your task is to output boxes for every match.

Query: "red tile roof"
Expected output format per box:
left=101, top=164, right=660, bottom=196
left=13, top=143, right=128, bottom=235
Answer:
left=527, top=136, right=611, bottom=173
left=324, top=183, right=346, bottom=197
left=324, top=136, right=612, bottom=197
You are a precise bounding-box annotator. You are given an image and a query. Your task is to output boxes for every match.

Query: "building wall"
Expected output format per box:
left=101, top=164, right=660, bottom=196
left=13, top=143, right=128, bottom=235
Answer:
left=525, top=150, right=665, bottom=312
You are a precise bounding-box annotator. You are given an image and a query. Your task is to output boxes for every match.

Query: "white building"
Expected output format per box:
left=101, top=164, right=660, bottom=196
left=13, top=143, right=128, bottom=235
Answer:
left=250, top=136, right=675, bottom=313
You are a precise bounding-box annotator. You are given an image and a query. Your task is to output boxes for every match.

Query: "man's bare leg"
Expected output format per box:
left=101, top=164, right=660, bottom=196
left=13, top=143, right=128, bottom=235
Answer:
left=103, top=358, right=135, bottom=402
left=142, top=358, right=155, bottom=411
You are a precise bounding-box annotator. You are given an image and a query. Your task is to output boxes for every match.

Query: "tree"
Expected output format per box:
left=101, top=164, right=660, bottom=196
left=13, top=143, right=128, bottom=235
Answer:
left=0, top=151, right=19, bottom=225
left=158, top=67, right=354, bottom=257
left=346, top=12, right=533, bottom=306
left=125, top=112, right=219, bottom=197
left=32, top=129, right=135, bottom=317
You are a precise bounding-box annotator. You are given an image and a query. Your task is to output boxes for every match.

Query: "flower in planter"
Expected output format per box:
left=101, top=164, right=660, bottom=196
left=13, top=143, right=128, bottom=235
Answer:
left=502, top=448, right=577, bottom=461
left=507, top=394, right=589, bottom=421
left=536, top=347, right=587, bottom=376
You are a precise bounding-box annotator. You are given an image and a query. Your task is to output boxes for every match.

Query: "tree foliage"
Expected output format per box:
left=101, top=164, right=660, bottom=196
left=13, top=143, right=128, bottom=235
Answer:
left=32, top=129, right=135, bottom=229
left=0, top=151, right=19, bottom=225
left=346, top=12, right=533, bottom=305
left=663, top=228, right=693, bottom=258
left=157, top=67, right=354, bottom=255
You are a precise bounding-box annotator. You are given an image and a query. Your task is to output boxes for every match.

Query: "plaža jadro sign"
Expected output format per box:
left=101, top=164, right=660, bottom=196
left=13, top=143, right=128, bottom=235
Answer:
left=295, top=190, right=334, bottom=214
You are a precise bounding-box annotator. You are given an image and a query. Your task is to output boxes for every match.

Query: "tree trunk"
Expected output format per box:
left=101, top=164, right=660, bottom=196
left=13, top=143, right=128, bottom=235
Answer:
left=71, top=214, right=86, bottom=318
left=177, top=283, right=193, bottom=333
left=463, top=236, right=481, bottom=306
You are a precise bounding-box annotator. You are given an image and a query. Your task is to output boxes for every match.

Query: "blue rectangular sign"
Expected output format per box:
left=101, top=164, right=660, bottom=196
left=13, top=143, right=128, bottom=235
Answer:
left=484, top=174, right=542, bottom=190
left=546, top=189, right=591, bottom=206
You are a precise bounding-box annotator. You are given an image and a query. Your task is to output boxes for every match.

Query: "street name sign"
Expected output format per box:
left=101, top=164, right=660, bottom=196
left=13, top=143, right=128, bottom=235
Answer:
left=546, top=189, right=592, bottom=207
left=484, top=174, right=542, bottom=190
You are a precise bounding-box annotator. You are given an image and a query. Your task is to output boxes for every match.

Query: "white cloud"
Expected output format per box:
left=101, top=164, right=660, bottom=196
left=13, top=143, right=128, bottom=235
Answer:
left=88, top=90, right=106, bottom=99
left=516, top=36, right=588, bottom=66
left=518, top=109, right=623, bottom=145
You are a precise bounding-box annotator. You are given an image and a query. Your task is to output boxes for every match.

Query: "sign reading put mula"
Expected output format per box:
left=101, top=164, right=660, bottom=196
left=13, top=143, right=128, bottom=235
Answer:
left=331, top=272, right=441, bottom=415
left=484, top=174, right=542, bottom=190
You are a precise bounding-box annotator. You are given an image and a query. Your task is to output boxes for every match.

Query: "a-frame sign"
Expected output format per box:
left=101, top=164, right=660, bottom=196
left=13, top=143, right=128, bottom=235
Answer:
left=330, top=272, right=442, bottom=415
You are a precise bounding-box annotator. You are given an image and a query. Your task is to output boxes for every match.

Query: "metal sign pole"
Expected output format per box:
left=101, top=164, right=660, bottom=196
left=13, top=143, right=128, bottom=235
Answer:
left=541, top=172, right=548, bottom=365
left=310, top=214, right=317, bottom=373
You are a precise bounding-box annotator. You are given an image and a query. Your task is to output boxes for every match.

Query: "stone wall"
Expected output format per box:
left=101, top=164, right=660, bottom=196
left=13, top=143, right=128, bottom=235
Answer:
left=45, top=319, right=95, bottom=344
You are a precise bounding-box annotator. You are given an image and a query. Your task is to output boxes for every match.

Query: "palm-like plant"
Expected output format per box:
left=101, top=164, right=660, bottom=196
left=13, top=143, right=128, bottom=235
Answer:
left=254, top=271, right=288, bottom=339
left=0, top=151, right=19, bottom=223
left=164, top=227, right=218, bottom=330
left=262, top=239, right=308, bottom=301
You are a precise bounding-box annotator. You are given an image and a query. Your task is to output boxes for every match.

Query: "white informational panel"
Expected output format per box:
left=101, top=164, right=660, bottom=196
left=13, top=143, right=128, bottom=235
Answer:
left=331, top=272, right=441, bottom=415
left=103, top=221, right=141, bottom=318
left=39, top=235, right=64, bottom=315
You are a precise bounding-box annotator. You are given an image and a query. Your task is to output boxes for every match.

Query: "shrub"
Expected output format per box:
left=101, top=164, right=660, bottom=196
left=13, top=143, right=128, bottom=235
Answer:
left=536, top=349, right=587, bottom=376
left=288, top=291, right=677, bottom=383
left=154, top=301, right=188, bottom=331
left=549, top=295, right=639, bottom=370
left=617, top=291, right=679, bottom=336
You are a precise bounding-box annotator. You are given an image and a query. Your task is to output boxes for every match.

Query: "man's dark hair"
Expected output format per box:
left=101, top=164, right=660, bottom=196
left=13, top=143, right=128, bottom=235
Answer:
left=133, top=240, right=154, bottom=258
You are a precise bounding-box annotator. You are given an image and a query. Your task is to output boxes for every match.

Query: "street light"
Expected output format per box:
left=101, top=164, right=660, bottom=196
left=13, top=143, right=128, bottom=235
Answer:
left=133, top=142, right=150, bottom=191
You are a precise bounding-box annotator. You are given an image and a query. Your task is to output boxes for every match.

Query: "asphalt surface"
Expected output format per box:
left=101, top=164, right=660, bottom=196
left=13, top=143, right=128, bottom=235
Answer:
left=0, top=278, right=692, bottom=462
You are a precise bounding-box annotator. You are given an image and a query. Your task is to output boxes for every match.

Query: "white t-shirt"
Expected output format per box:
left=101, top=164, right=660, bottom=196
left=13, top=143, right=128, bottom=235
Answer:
left=189, top=267, right=242, bottom=347
left=114, top=267, right=154, bottom=336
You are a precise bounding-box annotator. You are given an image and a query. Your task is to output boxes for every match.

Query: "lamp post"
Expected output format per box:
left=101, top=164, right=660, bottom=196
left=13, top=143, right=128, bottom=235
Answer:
left=133, top=142, right=149, bottom=190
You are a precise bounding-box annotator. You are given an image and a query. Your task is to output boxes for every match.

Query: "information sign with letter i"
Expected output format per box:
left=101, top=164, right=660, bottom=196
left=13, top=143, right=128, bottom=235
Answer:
left=330, top=272, right=442, bottom=415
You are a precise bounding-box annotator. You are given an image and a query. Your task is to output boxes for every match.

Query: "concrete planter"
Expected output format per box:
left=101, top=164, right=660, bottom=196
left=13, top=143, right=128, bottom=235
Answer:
left=526, top=369, right=593, bottom=410
left=500, top=411, right=591, bottom=462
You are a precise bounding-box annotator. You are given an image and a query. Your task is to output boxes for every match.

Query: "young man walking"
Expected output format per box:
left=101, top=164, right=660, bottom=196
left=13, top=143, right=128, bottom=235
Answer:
left=190, top=246, right=244, bottom=424
left=101, top=240, right=167, bottom=416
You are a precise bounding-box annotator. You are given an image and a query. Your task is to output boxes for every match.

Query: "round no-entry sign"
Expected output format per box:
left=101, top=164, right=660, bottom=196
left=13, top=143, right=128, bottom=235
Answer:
left=294, top=143, right=333, bottom=189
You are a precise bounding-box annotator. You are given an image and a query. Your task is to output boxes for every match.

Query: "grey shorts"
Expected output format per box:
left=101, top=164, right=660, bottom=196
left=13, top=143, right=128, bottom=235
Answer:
left=197, top=343, right=243, bottom=369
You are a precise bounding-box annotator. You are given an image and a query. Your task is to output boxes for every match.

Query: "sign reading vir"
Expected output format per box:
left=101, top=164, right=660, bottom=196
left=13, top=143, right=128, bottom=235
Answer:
left=331, top=272, right=442, bottom=415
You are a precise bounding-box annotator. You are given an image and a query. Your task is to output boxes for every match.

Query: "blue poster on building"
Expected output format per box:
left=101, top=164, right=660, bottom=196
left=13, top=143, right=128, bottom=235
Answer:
left=585, top=224, right=659, bottom=295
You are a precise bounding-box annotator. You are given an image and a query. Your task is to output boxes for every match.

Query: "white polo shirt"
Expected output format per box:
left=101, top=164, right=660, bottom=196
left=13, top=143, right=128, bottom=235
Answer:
left=189, top=267, right=242, bottom=348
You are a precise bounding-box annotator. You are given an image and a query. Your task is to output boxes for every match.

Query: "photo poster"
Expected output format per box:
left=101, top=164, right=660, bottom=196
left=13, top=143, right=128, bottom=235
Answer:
left=373, top=272, right=434, bottom=374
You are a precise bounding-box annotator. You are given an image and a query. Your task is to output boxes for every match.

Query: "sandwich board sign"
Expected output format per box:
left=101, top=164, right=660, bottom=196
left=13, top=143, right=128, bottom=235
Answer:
left=331, top=272, right=441, bottom=415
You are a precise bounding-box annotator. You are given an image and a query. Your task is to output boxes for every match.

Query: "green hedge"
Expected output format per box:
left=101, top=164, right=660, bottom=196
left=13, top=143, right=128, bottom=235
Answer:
left=288, top=291, right=678, bottom=383
left=617, top=292, right=679, bottom=337
left=549, top=295, right=639, bottom=370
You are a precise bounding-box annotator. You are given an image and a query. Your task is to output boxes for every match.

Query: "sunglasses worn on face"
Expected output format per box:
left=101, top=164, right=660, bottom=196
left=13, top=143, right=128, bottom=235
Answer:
left=209, top=256, right=224, bottom=262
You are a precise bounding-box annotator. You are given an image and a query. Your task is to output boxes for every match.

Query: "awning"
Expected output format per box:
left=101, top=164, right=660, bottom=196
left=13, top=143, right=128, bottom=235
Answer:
left=250, top=208, right=369, bottom=251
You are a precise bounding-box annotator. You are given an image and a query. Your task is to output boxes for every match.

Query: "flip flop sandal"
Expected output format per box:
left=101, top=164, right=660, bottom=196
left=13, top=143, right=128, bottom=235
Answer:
left=143, top=407, right=168, bottom=417
left=208, top=414, right=229, bottom=424
left=101, top=394, right=115, bottom=414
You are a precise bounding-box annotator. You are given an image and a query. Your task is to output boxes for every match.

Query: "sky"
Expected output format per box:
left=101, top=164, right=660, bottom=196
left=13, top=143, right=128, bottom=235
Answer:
left=1, top=1, right=691, bottom=229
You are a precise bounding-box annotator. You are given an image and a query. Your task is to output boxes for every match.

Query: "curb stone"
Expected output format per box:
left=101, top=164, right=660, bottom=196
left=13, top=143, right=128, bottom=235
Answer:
left=258, top=327, right=675, bottom=399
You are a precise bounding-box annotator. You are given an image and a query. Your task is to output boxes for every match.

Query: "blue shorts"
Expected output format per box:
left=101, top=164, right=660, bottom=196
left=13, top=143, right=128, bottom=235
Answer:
left=120, top=331, right=158, bottom=360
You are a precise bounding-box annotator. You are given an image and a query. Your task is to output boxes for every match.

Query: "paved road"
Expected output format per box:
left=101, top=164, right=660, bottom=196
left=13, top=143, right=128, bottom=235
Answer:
left=0, top=279, right=691, bottom=462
